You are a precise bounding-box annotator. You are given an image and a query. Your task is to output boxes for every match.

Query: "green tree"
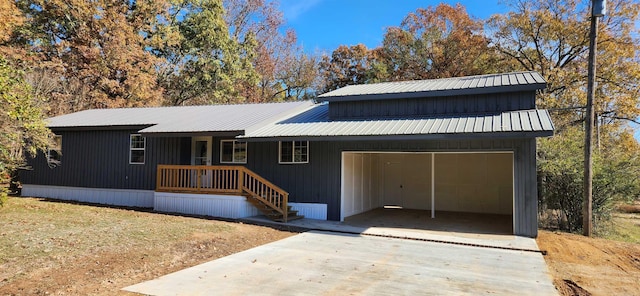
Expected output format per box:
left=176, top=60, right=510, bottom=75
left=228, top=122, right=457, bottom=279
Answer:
left=538, top=126, right=640, bottom=233
left=0, top=57, right=51, bottom=204
left=157, top=0, right=260, bottom=106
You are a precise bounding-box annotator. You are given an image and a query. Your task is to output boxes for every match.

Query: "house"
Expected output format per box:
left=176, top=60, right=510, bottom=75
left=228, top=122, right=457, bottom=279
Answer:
left=20, top=71, right=553, bottom=237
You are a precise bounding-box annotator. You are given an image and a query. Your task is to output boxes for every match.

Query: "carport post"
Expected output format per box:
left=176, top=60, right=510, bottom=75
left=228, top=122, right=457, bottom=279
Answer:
left=431, top=153, right=435, bottom=218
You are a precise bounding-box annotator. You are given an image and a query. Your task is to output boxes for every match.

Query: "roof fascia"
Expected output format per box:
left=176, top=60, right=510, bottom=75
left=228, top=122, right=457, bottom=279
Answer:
left=139, top=131, right=243, bottom=138
left=239, top=130, right=554, bottom=142
left=49, top=125, right=154, bottom=132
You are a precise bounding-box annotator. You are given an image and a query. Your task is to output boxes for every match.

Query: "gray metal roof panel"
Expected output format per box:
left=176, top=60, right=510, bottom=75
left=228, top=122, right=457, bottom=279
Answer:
left=529, top=110, right=543, bottom=131
left=48, top=100, right=315, bottom=134
left=318, top=71, right=546, bottom=102
left=241, top=104, right=555, bottom=140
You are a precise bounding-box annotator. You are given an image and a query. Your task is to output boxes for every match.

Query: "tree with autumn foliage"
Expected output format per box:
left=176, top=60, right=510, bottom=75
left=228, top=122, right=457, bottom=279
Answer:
left=5, top=0, right=165, bottom=115
left=319, top=3, right=500, bottom=91
left=0, top=0, right=52, bottom=204
left=489, top=0, right=640, bottom=233
left=489, top=0, right=640, bottom=129
left=319, top=44, right=373, bottom=93
left=223, top=0, right=318, bottom=102
left=375, top=3, right=499, bottom=81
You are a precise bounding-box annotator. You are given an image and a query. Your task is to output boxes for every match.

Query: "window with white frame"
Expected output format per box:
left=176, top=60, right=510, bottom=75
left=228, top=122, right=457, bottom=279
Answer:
left=129, top=134, right=145, bottom=164
left=279, top=141, right=308, bottom=164
left=47, top=135, right=62, bottom=166
left=221, top=140, right=247, bottom=163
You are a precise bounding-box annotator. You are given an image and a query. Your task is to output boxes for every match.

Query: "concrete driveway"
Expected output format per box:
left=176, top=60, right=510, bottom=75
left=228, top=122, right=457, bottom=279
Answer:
left=124, top=231, right=557, bottom=295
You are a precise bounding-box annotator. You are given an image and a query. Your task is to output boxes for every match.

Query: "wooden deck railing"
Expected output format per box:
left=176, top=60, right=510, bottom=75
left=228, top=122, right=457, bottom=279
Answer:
left=156, top=165, right=289, bottom=222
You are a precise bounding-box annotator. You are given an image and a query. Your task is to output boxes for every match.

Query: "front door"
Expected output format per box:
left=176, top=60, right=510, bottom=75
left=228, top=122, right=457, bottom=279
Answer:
left=191, top=137, right=212, bottom=165
left=191, top=137, right=212, bottom=188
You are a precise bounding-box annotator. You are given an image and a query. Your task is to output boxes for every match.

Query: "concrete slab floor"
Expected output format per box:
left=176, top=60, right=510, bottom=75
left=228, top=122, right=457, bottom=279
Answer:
left=346, top=208, right=513, bottom=235
left=124, top=231, right=557, bottom=296
left=243, top=208, right=539, bottom=251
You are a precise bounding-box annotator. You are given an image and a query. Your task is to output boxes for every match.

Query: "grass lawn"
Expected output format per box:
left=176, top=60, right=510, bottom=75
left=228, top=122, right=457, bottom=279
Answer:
left=3, top=195, right=639, bottom=296
left=0, top=197, right=295, bottom=295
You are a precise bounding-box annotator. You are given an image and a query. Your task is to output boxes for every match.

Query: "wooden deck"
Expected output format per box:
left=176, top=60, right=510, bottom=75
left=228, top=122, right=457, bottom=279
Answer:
left=156, top=165, right=297, bottom=222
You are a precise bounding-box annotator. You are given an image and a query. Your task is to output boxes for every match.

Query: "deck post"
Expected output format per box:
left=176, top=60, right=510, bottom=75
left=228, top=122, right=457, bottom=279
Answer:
left=238, top=167, right=245, bottom=194
left=283, top=193, right=288, bottom=223
left=196, top=168, right=201, bottom=192
left=156, top=165, right=163, bottom=191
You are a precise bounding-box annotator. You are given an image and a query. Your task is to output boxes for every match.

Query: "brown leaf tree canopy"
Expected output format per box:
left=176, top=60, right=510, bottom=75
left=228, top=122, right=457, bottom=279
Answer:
left=380, top=3, right=495, bottom=80
left=1, top=0, right=321, bottom=111
left=6, top=0, right=165, bottom=115
left=319, top=3, right=500, bottom=92
left=319, top=44, right=372, bottom=93
left=0, top=0, right=24, bottom=43
left=488, top=0, right=640, bottom=131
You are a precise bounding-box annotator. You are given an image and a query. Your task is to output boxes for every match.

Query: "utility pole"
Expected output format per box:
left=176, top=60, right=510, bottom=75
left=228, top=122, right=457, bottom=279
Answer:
left=584, top=0, right=606, bottom=237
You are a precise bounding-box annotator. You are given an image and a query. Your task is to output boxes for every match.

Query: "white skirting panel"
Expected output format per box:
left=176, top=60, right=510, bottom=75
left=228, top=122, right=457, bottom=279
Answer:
left=154, top=192, right=259, bottom=219
left=289, top=203, right=327, bottom=220
left=21, top=184, right=154, bottom=208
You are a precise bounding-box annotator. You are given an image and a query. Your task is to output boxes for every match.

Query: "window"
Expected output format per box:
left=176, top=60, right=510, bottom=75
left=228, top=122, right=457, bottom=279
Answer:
left=47, top=135, right=62, bottom=166
left=129, top=134, right=145, bottom=164
left=279, top=141, right=308, bottom=164
left=221, top=140, right=247, bottom=163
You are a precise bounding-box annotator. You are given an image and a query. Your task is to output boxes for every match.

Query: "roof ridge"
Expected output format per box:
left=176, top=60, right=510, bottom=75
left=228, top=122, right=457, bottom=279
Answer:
left=74, top=100, right=310, bottom=113
left=338, top=71, right=540, bottom=88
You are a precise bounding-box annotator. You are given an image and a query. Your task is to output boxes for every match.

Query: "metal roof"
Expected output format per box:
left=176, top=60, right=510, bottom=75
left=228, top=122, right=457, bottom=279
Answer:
left=239, top=104, right=554, bottom=140
left=47, top=101, right=315, bottom=134
left=318, top=71, right=546, bottom=102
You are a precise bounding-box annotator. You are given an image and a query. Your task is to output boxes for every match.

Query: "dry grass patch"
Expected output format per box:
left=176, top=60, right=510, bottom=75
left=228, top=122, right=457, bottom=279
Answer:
left=0, top=197, right=295, bottom=295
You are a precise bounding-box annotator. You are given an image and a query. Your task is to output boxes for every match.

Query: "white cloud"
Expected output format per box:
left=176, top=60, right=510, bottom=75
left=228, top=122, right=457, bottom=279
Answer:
left=279, top=0, right=323, bottom=21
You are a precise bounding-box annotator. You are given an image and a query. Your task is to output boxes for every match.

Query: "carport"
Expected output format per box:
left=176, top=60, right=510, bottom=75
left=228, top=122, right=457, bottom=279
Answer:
left=341, top=151, right=514, bottom=234
left=239, top=72, right=554, bottom=237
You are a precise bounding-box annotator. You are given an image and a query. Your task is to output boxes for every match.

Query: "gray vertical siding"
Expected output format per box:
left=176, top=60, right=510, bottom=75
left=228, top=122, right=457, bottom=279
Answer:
left=243, top=138, right=538, bottom=237
left=513, top=138, right=538, bottom=237
left=20, top=129, right=186, bottom=190
left=22, top=132, right=539, bottom=237
left=329, top=92, right=536, bottom=120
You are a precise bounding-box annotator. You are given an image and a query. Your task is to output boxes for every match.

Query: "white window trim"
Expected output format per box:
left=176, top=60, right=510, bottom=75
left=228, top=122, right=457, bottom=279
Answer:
left=278, top=141, right=309, bottom=164
left=47, top=135, right=62, bottom=166
left=220, top=140, right=247, bottom=164
left=129, top=134, right=145, bottom=165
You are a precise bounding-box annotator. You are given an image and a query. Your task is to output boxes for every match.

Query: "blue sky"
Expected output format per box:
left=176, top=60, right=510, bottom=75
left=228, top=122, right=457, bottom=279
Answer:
left=277, top=0, right=507, bottom=53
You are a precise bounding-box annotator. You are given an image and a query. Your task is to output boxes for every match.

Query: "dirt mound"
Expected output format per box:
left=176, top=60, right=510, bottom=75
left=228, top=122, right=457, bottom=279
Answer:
left=558, top=279, right=591, bottom=296
left=537, top=230, right=640, bottom=296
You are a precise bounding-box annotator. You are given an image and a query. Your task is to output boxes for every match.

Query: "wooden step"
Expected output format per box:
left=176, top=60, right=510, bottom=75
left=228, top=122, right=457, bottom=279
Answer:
left=246, top=195, right=302, bottom=223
